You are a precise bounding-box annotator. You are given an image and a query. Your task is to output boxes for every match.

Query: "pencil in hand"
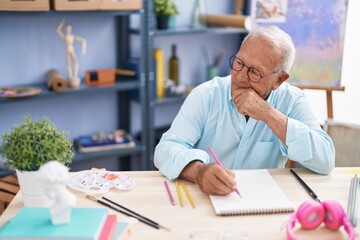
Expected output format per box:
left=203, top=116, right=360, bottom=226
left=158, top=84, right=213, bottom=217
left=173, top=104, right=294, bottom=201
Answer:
left=208, top=146, right=242, bottom=197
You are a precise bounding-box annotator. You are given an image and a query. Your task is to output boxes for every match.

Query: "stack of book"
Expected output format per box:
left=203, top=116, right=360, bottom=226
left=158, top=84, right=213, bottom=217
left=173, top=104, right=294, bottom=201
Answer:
left=0, top=207, right=135, bottom=240
left=76, top=130, right=136, bottom=153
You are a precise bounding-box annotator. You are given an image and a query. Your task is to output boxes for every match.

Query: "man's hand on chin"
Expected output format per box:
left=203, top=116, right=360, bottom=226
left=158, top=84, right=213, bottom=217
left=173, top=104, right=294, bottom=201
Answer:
left=231, top=88, right=269, bottom=121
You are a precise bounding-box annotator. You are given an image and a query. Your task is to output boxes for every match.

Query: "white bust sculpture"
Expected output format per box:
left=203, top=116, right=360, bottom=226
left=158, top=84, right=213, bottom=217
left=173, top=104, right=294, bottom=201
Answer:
left=37, top=161, right=76, bottom=225
left=56, top=18, right=87, bottom=88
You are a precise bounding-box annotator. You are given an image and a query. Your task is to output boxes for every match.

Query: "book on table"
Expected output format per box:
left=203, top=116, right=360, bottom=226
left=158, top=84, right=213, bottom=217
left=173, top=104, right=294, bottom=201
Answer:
left=0, top=207, right=108, bottom=240
left=0, top=207, right=139, bottom=240
left=114, top=218, right=137, bottom=240
left=76, top=130, right=136, bottom=153
left=209, top=169, right=294, bottom=216
left=95, top=214, right=137, bottom=240
left=99, top=214, right=117, bottom=240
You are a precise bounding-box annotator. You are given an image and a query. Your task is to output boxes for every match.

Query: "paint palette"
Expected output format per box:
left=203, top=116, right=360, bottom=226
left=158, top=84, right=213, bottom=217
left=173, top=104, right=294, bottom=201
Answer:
left=0, top=87, right=41, bottom=98
left=67, top=170, right=135, bottom=195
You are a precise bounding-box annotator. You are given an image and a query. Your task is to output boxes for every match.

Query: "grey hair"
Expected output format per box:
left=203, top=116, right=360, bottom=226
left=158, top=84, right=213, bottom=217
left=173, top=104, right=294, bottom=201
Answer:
left=243, top=26, right=296, bottom=72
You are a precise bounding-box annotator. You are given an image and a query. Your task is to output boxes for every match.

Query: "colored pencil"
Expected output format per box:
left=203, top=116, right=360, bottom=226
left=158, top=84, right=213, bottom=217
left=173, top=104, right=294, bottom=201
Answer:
left=181, top=182, right=196, bottom=208
left=175, top=181, right=184, bottom=207
left=164, top=180, right=176, bottom=205
left=208, top=146, right=242, bottom=197
left=347, top=174, right=359, bottom=226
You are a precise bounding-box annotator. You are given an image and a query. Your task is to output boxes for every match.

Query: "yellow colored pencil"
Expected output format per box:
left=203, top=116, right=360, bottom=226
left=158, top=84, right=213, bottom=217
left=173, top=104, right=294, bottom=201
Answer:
left=181, top=182, right=196, bottom=208
left=175, top=181, right=184, bottom=207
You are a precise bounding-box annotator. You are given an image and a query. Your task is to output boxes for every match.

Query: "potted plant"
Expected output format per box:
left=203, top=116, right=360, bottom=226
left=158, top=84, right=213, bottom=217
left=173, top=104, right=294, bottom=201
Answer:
left=0, top=115, right=74, bottom=206
left=154, top=0, right=179, bottom=29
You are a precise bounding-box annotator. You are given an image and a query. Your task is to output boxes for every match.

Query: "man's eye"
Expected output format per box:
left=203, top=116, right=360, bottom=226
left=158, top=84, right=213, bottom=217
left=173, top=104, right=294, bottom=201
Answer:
left=250, top=68, right=261, bottom=76
left=235, top=60, right=243, bottom=66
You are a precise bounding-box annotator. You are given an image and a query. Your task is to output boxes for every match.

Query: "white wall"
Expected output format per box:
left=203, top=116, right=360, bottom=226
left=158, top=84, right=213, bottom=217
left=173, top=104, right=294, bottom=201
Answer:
left=305, top=0, right=360, bottom=125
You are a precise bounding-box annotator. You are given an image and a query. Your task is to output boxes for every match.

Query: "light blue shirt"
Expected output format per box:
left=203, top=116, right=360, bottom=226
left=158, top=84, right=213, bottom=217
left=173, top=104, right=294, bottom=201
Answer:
left=154, top=76, right=335, bottom=180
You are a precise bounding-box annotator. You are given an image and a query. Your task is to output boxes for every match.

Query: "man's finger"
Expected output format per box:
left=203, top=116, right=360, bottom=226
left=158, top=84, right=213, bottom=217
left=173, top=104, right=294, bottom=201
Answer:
left=206, top=175, right=236, bottom=195
left=213, top=166, right=237, bottom=190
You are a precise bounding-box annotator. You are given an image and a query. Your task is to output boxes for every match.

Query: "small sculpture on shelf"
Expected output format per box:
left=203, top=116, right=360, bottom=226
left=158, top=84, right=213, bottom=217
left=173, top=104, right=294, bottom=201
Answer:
left=38, top=161, right=76, bottom=225
left=56, top=18, right=87, bottom=88
left=164, top=79, right=191, bottom=96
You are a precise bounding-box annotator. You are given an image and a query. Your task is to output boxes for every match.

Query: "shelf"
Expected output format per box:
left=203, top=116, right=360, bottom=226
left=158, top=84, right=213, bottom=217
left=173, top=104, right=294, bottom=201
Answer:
left=152, top=94, right=187, bottom=107
left=0, top=10, right=141, bottom=16
left=0, top=79, right=140, bottom=104
left=130, top=26, right=248, bottom=36
left=73, top=142, right=145, bottom=163
left=1, top=7, right=150, bottom=170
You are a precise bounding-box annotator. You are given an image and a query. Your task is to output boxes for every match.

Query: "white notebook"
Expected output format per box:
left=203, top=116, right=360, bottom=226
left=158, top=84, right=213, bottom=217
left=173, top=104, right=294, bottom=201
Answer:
left=209, top=169, right=294, bottom=216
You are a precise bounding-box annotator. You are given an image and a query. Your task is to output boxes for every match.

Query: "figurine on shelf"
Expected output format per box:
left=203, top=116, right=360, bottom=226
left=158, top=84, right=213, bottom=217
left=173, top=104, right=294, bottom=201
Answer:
left=56, top=18, right=87, bottom=88
left=38, top=161, right=76, bottom=225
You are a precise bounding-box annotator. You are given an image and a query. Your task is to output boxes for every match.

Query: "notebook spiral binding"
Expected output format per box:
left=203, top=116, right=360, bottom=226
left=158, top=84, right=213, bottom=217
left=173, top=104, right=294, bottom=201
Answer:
left=220, top=206, right=295, bottom=216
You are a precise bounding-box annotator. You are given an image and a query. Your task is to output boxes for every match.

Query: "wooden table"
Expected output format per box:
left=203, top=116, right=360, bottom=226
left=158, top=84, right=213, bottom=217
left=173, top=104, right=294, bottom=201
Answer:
left=1, top=168, right=359, bottom=240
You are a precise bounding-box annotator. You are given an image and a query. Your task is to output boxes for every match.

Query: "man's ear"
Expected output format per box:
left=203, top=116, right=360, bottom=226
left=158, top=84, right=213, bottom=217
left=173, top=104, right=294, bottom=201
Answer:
left=272, top=71, right=289, bottom=90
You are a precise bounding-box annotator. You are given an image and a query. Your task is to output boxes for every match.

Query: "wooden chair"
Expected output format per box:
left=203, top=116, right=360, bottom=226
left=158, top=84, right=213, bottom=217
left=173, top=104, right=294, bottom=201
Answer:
left=285, top=160, right=296, bottom=168
left=0, top=172, right=19, bottom=215
left=323, top=119, right=360, bottom=167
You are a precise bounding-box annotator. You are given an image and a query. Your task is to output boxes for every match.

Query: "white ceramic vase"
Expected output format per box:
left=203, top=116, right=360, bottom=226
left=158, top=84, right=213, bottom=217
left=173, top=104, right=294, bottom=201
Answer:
left=16, top=169, right=51, bottom=207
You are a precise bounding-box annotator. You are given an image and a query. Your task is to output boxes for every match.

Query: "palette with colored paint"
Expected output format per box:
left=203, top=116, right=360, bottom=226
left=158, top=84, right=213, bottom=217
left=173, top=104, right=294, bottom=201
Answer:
left=67, top=170, right=135, bottom=195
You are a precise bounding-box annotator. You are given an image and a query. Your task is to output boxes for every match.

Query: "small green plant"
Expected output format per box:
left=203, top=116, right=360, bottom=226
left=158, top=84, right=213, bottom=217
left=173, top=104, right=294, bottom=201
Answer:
left=0, top=115, right=74, bottom=171
left=154, top=0, right=179, bottom=16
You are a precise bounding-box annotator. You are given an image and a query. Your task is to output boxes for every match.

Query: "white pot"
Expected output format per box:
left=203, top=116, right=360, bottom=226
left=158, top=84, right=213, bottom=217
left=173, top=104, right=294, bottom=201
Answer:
left=16, top=169, right=51, bottom=207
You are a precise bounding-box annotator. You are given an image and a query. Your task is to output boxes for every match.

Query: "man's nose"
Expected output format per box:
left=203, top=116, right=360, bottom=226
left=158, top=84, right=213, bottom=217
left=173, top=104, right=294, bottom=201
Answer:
left=236, top=67, right=250, bottom=82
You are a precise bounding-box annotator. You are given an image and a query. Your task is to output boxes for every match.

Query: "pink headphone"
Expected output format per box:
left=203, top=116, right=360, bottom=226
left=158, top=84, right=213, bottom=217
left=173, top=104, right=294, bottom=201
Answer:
left=286, top=200, right=355, bottom=240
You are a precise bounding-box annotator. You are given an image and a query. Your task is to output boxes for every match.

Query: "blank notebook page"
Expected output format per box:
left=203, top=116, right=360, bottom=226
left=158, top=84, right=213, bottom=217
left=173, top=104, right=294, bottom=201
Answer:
left=209, top=169, right=294, bottom=216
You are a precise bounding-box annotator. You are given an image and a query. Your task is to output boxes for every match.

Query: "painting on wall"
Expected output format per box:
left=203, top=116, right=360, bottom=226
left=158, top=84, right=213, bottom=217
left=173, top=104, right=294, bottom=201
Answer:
left=251, top=0, right=287, bottom=23
left=251, top=0, right=349, bottom=88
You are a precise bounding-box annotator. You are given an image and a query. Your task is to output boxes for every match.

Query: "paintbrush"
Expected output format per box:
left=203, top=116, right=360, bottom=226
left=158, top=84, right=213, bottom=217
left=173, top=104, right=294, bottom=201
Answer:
left=86, top=195, right=170, bottom=231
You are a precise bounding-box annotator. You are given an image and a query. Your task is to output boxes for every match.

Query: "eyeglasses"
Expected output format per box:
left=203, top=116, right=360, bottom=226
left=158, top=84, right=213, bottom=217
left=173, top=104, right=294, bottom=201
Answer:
left=229, top=54, right=277, bottom=83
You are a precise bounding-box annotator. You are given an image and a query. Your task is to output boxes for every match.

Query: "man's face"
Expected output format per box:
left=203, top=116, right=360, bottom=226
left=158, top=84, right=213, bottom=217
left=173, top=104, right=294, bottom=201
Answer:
left=231, top=36, right=285, bottom=99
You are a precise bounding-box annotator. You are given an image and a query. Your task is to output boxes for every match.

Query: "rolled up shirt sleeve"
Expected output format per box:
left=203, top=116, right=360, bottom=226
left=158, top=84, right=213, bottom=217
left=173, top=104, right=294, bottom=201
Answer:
left=154, top=136, right=209, bottom=180
left=154, top=89, right=210, bottom=180
left=284, top=94, right=335, bottom=174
